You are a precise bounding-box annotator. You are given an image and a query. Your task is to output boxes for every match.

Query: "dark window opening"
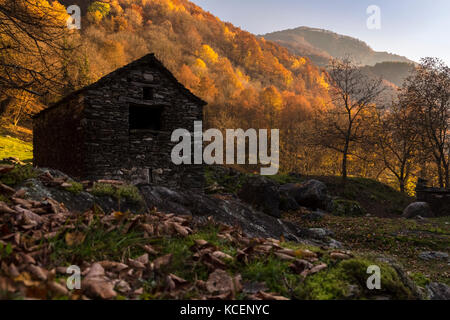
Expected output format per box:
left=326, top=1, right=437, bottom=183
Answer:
left=143, top=87, right=154, bottom=100
left=129, top=104, right=163, bottom=131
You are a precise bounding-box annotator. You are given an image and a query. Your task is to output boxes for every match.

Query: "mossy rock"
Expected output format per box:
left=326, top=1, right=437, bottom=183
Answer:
left=332, top=199, right=365, bottom=216
left=297, top=258, right=416, bottom=300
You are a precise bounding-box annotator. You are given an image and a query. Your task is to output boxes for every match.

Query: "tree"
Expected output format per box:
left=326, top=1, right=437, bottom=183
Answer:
left=0, top=0, right=69, bottom=95
left=402, top=57, right=450, bottom=187
left=316, top=57, right=383, bottom=182
left=374, top=101, right=418, bottom=193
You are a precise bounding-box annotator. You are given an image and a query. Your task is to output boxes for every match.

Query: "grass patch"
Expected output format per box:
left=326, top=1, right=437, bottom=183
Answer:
left=205, top=166, right=250, bottom=194
left=332, top=199, right=365, bottom=217
left=0, top=164, right=37, bottom=186
left=149, top=224, right=237, bottom=282
left=237, top=255, right=298, bottom=296
left=410, top=272, right=431, bottom=287
left=285, top=213, right=450, bottom=285
left=49, top=222, right=148, bottom=266
left=0, top=135, right=33, bottom=161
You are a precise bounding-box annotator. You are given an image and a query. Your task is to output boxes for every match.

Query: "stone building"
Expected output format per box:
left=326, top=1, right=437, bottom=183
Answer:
left=415, top=178, right=450, bottom=216
left=33, top=53, right=206, bottom=190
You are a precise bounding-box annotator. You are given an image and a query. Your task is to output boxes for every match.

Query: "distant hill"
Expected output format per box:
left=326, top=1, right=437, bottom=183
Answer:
left=262, top=26, right=414, bottom=67
left=360, top=61, right=415, bottom=87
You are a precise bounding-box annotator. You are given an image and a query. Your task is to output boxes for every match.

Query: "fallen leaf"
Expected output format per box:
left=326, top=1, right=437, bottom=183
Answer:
left=65, top=231, right=86, bottom=246
left=330, top=252, right=351, bottom=260
left=82, top=278, right=117, bottom=299
left=27, top=264, right=47, bottom=281
left=152, top=254, right=172, bottom=270
left=294, top=249, right=318, bottom=260
left=206, top=269, right=234, bottom=295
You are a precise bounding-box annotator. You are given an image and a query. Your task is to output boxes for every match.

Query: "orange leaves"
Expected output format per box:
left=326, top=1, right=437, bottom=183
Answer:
left=260, top=86, right=283, bottom=112
left=178, top=64, right=201, bottom=90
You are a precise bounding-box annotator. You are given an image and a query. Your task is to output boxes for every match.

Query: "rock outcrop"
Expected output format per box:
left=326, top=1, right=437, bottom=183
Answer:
left=237, top=176, right=280, bottom=218
left=402, top=202, right=433, bottom=219
left=139, top=185, right=340, bottom=247
left=280, top=180, right=331, bottom=211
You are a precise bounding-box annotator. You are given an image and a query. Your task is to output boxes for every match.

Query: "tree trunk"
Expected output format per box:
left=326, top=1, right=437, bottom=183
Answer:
left=342, top=139, right=349, bottom=184
left=399, top=179, right=405, bottom=193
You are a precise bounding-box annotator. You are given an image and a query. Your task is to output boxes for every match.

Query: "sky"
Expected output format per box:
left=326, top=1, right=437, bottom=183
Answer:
left=191, top=0, right=450, bottom=65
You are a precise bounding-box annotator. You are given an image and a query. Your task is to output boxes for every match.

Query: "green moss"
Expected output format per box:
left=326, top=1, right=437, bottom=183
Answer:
left=0, top=164, right=37, bottom=186
left=64, top=181, right=83, bottom=194
left=90, top=182, right=143, bottom=204
left=266, top=174, right=303, bottom=185
left=297, top=258, right=415, bottom=300
left=0, top=242, right=13, bottom=259
left=332, top=199, right=365, bottom=216
left=410, top=272, right=431, bottom=287
left=296, top=265, right=349, bottom=300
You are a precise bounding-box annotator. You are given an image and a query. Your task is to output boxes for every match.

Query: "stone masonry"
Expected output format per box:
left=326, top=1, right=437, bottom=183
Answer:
left=33, top=53, right=206, bottom=190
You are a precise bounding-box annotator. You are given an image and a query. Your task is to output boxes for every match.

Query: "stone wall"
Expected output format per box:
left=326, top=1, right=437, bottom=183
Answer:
left=416, top=189, right=450, bottom=217
left=81, top=56, right=205, bottom=190
left=416, top=179, right=450, bottom=216
left=33, top=95, right=86, bottom=178
left=34, top=54, right=205, bottom=190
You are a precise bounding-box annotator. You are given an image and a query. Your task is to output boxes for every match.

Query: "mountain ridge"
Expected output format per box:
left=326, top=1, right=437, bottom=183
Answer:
left=261, top=26, right=414, bottom=67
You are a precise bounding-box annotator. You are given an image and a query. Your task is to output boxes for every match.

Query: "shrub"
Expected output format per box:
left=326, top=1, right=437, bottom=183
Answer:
left=332, top=199, right=365, bottom=216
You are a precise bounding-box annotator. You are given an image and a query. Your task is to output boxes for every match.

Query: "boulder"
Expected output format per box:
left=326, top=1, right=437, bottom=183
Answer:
left=291, top=180, right=331, bottom=210
left=402, top=202, right=433, bottom=219
left=427, top=282, right=450, bottom=300
left=237, top=176, right=280, bottom=218
left=418, top=251, right=449, bottom=261
left=279, top=183, right=300, bottom=212
left=307, top=228, right=333, bottom=238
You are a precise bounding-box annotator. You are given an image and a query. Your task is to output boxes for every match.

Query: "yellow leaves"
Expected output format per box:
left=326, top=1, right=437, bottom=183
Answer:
left=166, top=0, right=186, bottom=12
left=194, top=58, right=207, bottom=70
left=113, top=211, right=127, bottom=219
left=224, top=26, right=236, bottom=40
left=198, top=44, right=219, bottom=64
left=14, top=272, right=40, bottom=287
left=65, top=231, right=86, bottom=246
left=261, top=86, right=283, bottom=111
left=88, top=10, right=103, bottom=24
left=292, top=57, right=307, bottom=69
left=317, top=73, right=329, bottom=89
